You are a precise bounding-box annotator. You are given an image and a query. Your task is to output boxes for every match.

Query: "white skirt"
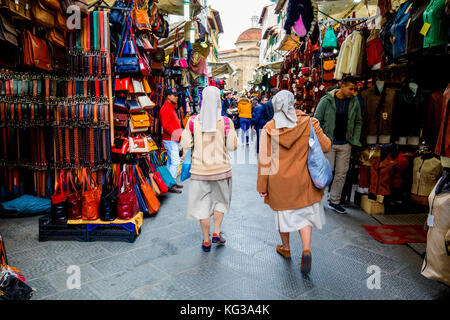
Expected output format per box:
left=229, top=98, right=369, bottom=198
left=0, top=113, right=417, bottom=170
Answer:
left=274, top=201, right=326, bottom=233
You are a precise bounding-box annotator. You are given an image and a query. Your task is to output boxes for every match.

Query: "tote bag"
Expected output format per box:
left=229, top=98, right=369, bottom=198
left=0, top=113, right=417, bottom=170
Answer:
left=180, top=149, right=192, bottom=182
left=322, top=25, right=337, bottom=49
left=150, top=151, right=176, bottom=189
left=307, top=118, right=333, bottom=189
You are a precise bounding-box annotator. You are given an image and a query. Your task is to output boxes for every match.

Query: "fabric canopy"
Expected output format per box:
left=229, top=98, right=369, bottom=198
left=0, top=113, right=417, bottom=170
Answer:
left=156, top=0, right=203, bottom=16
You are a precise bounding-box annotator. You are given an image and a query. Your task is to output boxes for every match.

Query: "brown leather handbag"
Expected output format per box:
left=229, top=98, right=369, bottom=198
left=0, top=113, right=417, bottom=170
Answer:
left=41, top=0, right=60, bottom=10
left=49, top=42, right=69, bottom=70
left=81, top=168, right=102, bottom=220
left=0, top=14, right=18, bottom=47
left=66, top=171, right=82, bottom=220
left=48, top=28, right=66, bottom=48
left=32, top=0, right=55, bottom=28
left=22, top=30, right=52, bottom=71
left=134, top=165, right=160, bottom=214
left=55, top=8, right=68, bottom=31
left=132, top=7, right=151, bottom=31
left=1, top=0, right=32, bottom=21
left=60, top=0, right=88, bottom=17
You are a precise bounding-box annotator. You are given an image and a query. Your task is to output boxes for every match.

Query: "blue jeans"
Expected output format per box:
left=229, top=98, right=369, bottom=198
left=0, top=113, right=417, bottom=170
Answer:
left=240, top=118, right=251, bottom=144
left=163, top=140, right=180, bottom=179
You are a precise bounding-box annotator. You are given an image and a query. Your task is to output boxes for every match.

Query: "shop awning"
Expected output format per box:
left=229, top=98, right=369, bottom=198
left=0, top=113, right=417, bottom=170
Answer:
left=208, top=62, right=236, bottom=77
left=158, top=20, right=187, bottom=54
left=156, top=0, right=203, bottom=17
left=257, top=60, right=283, bottom=72
left=277, top=34, right=300, bottom=52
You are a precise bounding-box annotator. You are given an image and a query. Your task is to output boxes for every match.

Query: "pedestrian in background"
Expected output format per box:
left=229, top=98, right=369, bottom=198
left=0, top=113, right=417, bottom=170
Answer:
left=252, top=96, right=269, bottom=154
left=257, top=90, right=331, bottom=275
left=159, top=88, right=185, bottom=193
left=222, top=92, right=233, bottom=117
left=181, top=86, right=239, bottom=252
left=238, top=95, right=252, bottom=145
left=264, top=88, right=279, bottom=122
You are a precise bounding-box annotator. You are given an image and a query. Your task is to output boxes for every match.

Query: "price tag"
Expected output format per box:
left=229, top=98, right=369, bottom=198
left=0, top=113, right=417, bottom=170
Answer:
left=420, top=23, right=431, bottom=36
left=427, top=214, right=434, bottom=227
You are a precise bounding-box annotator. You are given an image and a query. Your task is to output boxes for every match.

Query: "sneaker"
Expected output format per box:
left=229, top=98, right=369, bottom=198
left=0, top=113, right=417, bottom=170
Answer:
left=301, top=250, right=312, bottom=275
left=202, top=241, right=211, bottom=252
left=212, top=233, right=226, bottom=245
left=328, top=202, right=347, bottom=214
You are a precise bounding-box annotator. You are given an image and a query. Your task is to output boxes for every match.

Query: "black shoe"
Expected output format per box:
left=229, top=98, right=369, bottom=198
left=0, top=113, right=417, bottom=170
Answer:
left=168, top=187, right=182, bottom=194
left=328, top=202, right=347, bottom=214
left=175, top=184, right=184, bottom=189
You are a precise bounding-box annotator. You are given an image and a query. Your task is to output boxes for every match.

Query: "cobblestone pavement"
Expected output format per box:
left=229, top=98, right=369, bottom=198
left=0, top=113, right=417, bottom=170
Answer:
left=1, top=135, right=449, bottom=300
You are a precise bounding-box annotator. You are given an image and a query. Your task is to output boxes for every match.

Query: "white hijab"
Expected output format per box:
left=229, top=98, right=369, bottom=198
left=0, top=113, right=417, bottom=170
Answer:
left=199, top=86, right=222, bottom=132
left=272, top=90, right=297, bottom=129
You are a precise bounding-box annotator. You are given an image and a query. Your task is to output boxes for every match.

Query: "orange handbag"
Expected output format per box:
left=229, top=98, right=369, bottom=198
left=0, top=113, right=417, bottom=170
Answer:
left=55, top=8, right=68, bottom=31
left=132, top=7, right=151, bottom=31
left=81, top=168, right=102, bottom=220
left=134, top=165, right=160, bottom=214
left=31, top=0, right=56, bottom=28
left=47, top=28, right=66, bottom=48
left=41, top=0, right=60, bottom=10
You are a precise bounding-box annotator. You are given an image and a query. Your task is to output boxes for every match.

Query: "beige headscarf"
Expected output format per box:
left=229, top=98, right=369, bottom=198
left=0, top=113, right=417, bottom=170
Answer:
left=272, top=90, right=297, bottom=129
left=199, top=86, right=222, bottom=132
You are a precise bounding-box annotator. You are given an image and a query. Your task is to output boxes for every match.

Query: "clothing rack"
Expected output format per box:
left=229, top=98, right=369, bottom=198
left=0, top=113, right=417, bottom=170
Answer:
left=318, top=16, right=374, bottom=25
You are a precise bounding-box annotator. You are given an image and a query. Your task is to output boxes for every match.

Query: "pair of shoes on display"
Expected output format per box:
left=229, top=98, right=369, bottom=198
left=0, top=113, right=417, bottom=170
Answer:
left=202, top=233, right=226, bottom=252
left=328, top=202, right=347, bottom=214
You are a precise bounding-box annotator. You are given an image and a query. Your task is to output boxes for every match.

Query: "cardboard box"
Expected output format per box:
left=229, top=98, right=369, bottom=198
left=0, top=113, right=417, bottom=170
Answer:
left=361, top=195, right=385, bottom=215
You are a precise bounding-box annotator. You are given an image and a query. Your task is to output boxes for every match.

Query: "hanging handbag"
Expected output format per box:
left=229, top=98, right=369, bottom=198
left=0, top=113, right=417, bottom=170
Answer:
left=81, top=168, right=102, bottom=220
left=134, top=165, right=160, bottom=214
left=147, top=156, right=168, bottom=194
left=55, top=9, right=68, bottom=31
left=1, top=0, right=32, bottom=21
left=148, top=172, right=161, bottom=196
left=127, top=100, right=144, bottom=114
left=0, top=14, right=18, bottom=47
left=47, top=28, right=66, bottom=48
left=22, top=30, right=52, bottom=71
left=322, top=25, right=337, bottom=49
left=114, top=97, right=128, bottom=112
left=50, top=170, right=67, bottom=223
left=130, top=166, right=149, bottom=215
left=137, top=95, right=155, bottom=110
left=112, top=135, right=129, bottom=154
left=113, top=113, right=128, bottom=129
left=132, top=3, right=151, bottom=32
left=110, top=0, right=126, bottom=27
left=307, top=118, right=333, bottom=189
left=100, top=170, right=117, bottom=221
left=132, top=79, right=145, bottom=94
left=31, top=0, right=56, bottom=28
left=115, top=15, right=139, bottom=74
left=171, top=29, right=189, bottom=69
left=60, top=0, right=88, bottom=17
left=117, top=171, right=139, bottom=220
left=143, top=78, right=152, bottom=94
left=129, top=113, right=150, bottom=132
left=66, top=171, right=82, bottom=220
left=129, top=135, right=150, bottom=153
left=146, top=136, right=158, bottom=152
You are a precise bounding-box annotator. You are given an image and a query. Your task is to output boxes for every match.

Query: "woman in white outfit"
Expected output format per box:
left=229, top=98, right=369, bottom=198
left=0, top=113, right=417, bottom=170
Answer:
left=181, top=86, right=239, bottom=252
left=257, top=90, right=331, bottom=274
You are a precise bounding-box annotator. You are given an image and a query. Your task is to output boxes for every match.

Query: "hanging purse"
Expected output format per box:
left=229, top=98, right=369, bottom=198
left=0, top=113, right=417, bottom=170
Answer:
left=137, top=95, right=155, bottom=110
left=113, top=113, right=128, bottom=129
left=147, top=156, right=168, bottom=194
left=150, top=151, right=176, bottom=189
left=132, top=79, right=145, bottom=94
left=47, top=28, right=66, bottom=48
left=115, top=15, right=139, bottom=74
left=143, top=78, right=152, bottom=94
left=127, top=100, right=144, bottom=114
left=81, top=168, right=102, bottom=220
left=129, top=113, right=150, bottom=132
left=322, top=25, right=338, bottom=49
left=132, top=5, right=151, bottom=32
left=112, top=135, right=129, bottom=154
left=134, top=165, right=160, bottom=214
left=50, top=170, right=67, bottom=223
left=31, top=0, right=56, bottom=28
left=100, top=170, right=117, bottom=221
left=114, top=97, right=128, bottom=112
left=117, top=170, right=139, bottom=220
left=130, top=166, right=149, bottom=215
left=129, top=135, right=150, bottom=153
left=66, top=171, right=82, bottom=220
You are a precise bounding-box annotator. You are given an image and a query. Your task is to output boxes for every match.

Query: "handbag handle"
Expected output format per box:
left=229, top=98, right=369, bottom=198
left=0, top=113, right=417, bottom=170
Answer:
left=125, top=14, right=141, bottom=59
left=134, top=164, right=146, bottom=184
left=118, top=171, right=130, bottom=194
left=66, top=170, right=78, bottom=192
left=116, top=11, right=129, bottom=58
left=53, top=170, right=66, bottom=195
left=82, top=168, right=98, bottom=192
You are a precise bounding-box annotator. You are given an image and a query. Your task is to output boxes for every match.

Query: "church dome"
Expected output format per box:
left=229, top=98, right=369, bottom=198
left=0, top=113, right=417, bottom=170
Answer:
left=236, top=28, right=262, bottom=43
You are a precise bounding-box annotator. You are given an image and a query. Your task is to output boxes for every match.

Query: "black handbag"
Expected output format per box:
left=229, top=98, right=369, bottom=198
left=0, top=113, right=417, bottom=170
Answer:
left=126, top=100, right=143, bottom=113
left=113, top=97, right=128, bottom=112
left=100, top=171, right=117, bottom=221
left=109, top=0, right=127, bottom=29
left=0, top=271, right=34, bottom=300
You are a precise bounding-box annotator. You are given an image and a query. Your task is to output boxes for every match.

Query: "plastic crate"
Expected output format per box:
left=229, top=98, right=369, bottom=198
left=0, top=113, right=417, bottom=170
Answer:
left=39, top=216, right=87, bottom=242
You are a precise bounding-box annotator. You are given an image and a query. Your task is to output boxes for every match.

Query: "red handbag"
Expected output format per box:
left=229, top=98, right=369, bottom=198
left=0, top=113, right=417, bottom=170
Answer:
left=117, top=171, right=139, bottom=220
left=66, top=170, right=82, bottom=220
left=112, top=135, right=129, bottom=154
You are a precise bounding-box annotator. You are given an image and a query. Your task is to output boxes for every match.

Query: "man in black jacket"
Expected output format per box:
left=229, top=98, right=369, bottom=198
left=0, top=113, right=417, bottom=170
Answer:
left=264, top=88, right=279, bottom=121
left=222, top=92, right=233, bottom=117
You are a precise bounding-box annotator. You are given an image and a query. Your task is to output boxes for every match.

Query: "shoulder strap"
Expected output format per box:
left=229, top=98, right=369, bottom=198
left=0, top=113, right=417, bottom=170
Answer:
left=189, top=114, right=198, bottom=134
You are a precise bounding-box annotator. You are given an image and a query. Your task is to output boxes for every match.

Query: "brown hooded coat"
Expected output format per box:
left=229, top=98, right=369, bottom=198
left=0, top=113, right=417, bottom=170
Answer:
left=257, top=110, right=331, bottom=211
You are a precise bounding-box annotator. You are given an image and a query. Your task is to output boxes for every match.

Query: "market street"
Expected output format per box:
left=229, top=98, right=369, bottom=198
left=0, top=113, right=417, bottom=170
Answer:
left=1, top=133, right=449, bottom=300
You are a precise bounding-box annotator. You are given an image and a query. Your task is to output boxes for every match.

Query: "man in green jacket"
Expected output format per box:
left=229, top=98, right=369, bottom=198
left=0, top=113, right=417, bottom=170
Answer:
left=314, top=76, right=362, bottom=214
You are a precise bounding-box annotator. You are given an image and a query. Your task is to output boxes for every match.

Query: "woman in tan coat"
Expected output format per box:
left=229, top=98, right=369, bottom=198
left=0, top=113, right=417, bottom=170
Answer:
left=257, top=90, right=331, bottom=275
